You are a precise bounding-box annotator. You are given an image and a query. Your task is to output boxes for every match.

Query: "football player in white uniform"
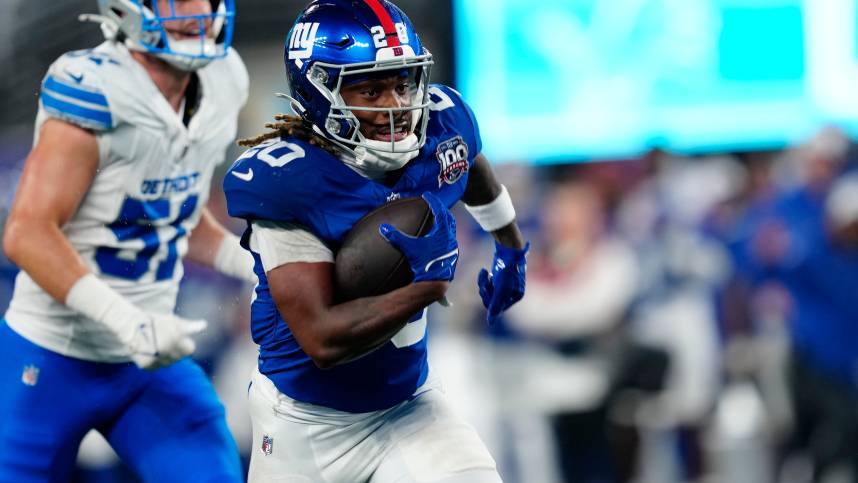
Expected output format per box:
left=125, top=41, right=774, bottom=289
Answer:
left=0, top=0, right=253, bottom=480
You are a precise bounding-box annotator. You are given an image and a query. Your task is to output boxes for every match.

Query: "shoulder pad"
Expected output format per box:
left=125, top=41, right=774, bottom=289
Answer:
left=224, top=137, right=328, bottom=224
left=199, top=47, right=250, bottom=111
left=39, top=49, right=119, bottom=131
left=428, top=84, right=483, bottom=156
left=225, top=48, right=250, bottom=108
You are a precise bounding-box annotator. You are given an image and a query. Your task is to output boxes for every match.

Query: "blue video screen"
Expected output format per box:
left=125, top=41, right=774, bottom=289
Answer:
left=453, top=0, right=858, bottom=163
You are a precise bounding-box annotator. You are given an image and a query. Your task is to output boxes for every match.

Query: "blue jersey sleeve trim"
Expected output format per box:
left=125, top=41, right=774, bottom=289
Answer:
left=42, top=75, right=108, bottom=107
left=40, top=91, right=112, bottom=129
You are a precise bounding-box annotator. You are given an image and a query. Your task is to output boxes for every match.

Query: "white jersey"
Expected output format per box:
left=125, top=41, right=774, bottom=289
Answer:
left=5, top=41, right=248, bottom=362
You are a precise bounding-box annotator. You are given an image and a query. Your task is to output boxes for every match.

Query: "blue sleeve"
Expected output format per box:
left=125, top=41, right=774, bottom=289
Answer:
left=430, top=85, right=483, bottom=158
left=734, top=189, right=823, bottom=280
left=39, top=53, right=114, bottom=131
left=223, top=138, right=325, bottom=227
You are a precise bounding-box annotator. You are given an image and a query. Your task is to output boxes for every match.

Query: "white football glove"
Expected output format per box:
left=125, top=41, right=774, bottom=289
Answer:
left=124, top=313, right=207, bottom=370
left=66, top=274, right=207, bottom=370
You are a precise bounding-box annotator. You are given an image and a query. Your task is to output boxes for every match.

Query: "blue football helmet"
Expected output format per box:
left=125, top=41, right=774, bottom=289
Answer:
left=284, top=0, right=434, bottom=157
left=82, top=0, right=235, bottom=71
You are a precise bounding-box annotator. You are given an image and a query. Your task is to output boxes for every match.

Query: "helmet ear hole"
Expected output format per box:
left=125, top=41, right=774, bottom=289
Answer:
left=310, top=66, right=331, bottom=88
left=325, top=118, right=342, bottom=136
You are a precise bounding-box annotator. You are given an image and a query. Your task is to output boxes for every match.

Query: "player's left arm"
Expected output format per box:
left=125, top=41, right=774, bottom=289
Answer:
left=461, top=153, right=530, bottom=325
left=186, top=208, right=256, bottom=283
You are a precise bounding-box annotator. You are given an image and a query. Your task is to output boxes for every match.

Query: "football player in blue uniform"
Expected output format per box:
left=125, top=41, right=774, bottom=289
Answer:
left=223, top=1, right=529, bottom=481
left=0, top=0, right=252, bottom=480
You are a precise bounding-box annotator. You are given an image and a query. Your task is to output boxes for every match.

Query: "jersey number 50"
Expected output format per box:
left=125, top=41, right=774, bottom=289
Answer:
left=95, top=195, right=198, bottom=281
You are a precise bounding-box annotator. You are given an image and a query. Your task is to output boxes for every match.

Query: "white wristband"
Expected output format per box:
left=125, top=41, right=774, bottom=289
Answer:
left=464, top=184, right=517, bottom=232
left=65, top=274, right=145, bottom=344
left=213, top=233, right=256, bottom=283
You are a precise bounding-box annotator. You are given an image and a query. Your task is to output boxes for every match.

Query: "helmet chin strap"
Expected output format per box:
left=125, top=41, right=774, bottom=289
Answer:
left=342, top=133, right=420, bottom=178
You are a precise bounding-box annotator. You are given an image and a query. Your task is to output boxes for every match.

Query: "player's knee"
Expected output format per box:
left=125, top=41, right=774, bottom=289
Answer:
left=0, top=443, right=72, bottom=483
left=394, top=422, right=497, bottom=480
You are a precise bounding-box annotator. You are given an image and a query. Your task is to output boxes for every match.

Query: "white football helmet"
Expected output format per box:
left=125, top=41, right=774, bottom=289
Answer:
left=82, top=0, right=235, bottom=71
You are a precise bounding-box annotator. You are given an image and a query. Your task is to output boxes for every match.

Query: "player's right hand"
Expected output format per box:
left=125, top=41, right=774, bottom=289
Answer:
left=379, top=192, right=459, bottom=282
left=125, top=314, right=207, bottom=370
left=64, top=274, right=207, bottom=370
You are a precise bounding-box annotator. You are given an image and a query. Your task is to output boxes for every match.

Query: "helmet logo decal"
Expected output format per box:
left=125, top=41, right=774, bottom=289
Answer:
left=288, top=22, right=321, bottom=66
left=371, top=24, right=409, bottom=49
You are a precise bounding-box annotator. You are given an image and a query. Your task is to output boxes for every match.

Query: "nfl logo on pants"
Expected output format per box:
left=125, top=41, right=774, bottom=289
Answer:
left=21, top=365, right=40, bottom=386
left=261, top=434, right=273, bottom=456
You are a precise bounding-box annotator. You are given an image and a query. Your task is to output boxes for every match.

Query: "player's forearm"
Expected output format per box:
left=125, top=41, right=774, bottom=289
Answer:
left=187, top=209, right=255, bottom=282
left=462, top=154, right=500, bottom=206
left=186, top=208, right=229, bottom=267
left=462, top=154, right=525, bottom=249
left=2, top=218, right=89, bottom=302
left=307, top=281, right=447, bottom=368
left=491, top=221, right=526, bottom=250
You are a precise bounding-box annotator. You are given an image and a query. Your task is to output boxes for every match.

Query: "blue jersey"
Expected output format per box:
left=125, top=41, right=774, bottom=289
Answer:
left=747, top=189, right=858, bottom=387
left=224, top=85, right=481, bottom=412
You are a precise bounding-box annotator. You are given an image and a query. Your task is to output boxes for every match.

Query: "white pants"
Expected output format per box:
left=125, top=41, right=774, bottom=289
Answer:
left=247, top=369, right=502, bottom=483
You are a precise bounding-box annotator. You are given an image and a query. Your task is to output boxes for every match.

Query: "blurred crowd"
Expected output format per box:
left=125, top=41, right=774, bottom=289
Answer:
left=445, top=126, right=858, bottom=483
left=0, top=126, right=854, bottom=483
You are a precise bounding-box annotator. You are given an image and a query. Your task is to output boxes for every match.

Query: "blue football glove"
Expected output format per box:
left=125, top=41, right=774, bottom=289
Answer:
left=379, top=192, right=459, bottom=283
left=478, top=241, right=529, bottom=325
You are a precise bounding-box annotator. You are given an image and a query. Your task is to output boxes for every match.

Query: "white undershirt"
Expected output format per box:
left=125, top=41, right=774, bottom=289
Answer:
left=249, top=220, right=334, bottom=272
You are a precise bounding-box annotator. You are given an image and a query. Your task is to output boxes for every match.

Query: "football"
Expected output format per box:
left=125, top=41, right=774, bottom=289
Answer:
left=334, top=197, right=435, bottom=302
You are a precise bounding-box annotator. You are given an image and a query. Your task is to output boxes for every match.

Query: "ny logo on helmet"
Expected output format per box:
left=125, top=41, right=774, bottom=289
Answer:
left=288, top=22, right=320, bottom=63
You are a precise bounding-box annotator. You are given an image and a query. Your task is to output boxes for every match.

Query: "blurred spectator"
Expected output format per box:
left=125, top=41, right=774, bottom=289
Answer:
left=733, top=144, right=858, bottom=483
left=503, top=177, right=644, bottom=483
left=617, top=151, right=732, bottom=483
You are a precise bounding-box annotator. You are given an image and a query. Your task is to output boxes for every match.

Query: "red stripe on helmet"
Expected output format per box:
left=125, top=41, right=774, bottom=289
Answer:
left=363, top=0, right=401, bottom=47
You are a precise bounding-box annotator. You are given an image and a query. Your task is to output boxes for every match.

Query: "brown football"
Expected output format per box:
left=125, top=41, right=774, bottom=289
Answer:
left=334, top=197, right=435, bottom=302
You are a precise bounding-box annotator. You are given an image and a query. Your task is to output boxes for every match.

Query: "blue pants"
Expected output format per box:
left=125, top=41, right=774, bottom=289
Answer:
left=0, top=321, right=242, bottom=482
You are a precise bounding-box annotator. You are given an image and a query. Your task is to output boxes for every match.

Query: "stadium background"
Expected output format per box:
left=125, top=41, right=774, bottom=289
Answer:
left=1, top=1, right=857, bottom=482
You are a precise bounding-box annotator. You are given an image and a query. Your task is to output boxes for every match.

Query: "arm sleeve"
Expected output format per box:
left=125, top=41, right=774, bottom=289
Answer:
left=223, top=140, right=326, bottom=225
left=249, top=220, right=334, bottom=272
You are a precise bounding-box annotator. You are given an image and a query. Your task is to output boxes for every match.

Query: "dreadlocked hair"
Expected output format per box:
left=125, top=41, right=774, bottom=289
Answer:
left=237, top=114, right=339, bottom=155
